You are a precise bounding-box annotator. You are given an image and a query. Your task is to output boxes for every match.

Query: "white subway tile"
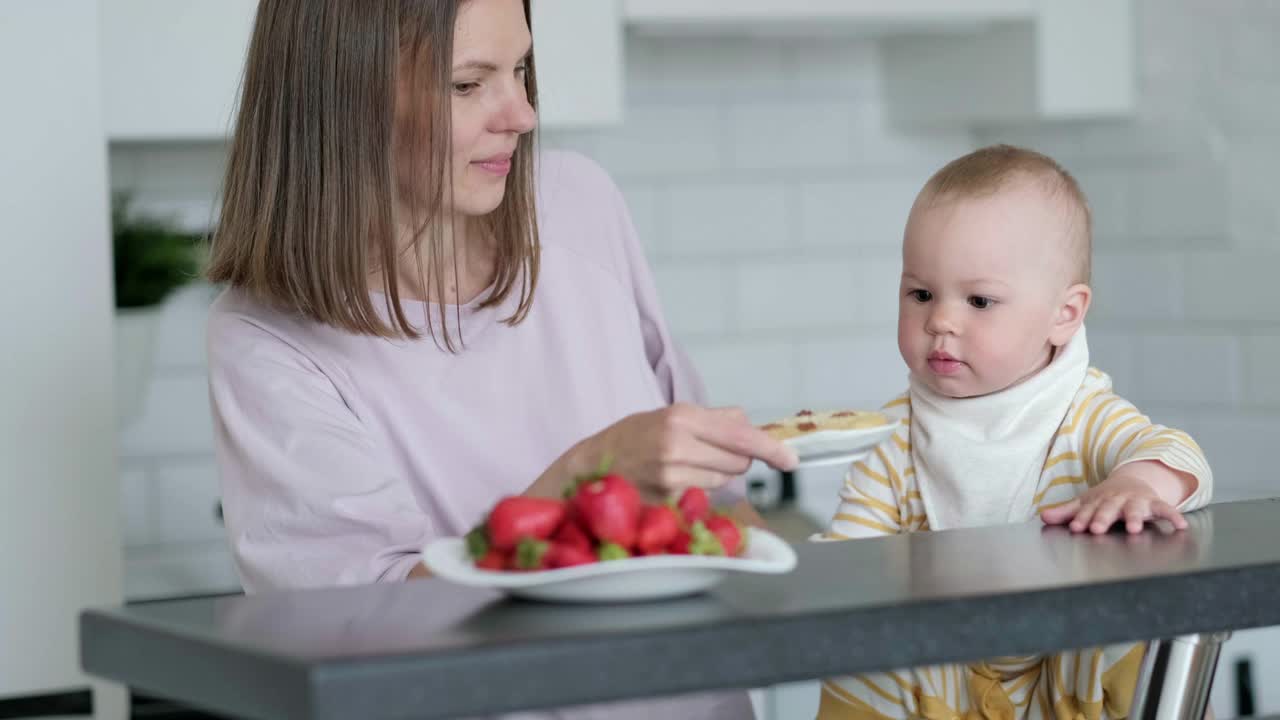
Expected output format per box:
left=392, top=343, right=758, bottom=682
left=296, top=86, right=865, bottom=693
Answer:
left=625, top=35, right=789, bottom=103
left=617, top=183, right=666, bottom=258
left=118, top=373, right=215, bottom=458
left=796, top=335, right=907, bottom=411
left=725, top=102, right=859, bottom=171
left=780, top=39, right=879, bottom=99
left=588, top=105, right=723, bottom=177
left=851, top=103, right=974, bottom=170
left=684, top=339, right=796, bottom=413
left=1226, top=136, right=1280, bottom=250
left=652, top=262, right=733, bottom=337
left=119, top=466, right=153, bottom=547
left=1184, top=252, right=1280, bottom=322
left=735, top=260, right=858, bottom=331
left=1130, top=164, right=1230, bottom=241
left=797, top=178, right=920, bottom=250
left=1083, top=331, right=1139, bottom=399
left=1135, top=334, right=1242, bottom=408
left=152, top=460, right=227, bottom=544
left=1178, top=413, right=1280, bottom=501
left=1243, top=335, right=1280, bottom=407
left=1089, top=253, right=1183, bottom=321
left=152, top=282, right=219, bottom=370
left=1072, top=170, right=1132, bottom=240
left=667, top=182, right=790, bottom=256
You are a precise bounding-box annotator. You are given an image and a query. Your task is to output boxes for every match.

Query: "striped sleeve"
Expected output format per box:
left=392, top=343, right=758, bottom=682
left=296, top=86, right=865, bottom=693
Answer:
left=1074, top=388, right=1213, bottom=511
left=821, top=440, right=912, bottom=540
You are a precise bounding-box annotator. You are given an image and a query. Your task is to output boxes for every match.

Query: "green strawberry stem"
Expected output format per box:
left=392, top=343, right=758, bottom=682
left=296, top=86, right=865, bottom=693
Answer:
left=598, top=542, right=630, bottom=561
left=465, top=525, right=489, bottom=560
left=515, top=538, right=549, bottom=569
left=688, top=521, right=725, bottom=556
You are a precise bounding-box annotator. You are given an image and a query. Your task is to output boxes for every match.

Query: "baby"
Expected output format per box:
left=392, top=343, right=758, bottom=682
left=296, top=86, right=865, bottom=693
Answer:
left=817, top=145, right=1213, bottom=719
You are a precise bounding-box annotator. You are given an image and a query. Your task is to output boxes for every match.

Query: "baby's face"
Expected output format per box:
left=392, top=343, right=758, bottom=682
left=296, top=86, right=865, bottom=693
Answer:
left=898, top=184, right=1070, bottom=398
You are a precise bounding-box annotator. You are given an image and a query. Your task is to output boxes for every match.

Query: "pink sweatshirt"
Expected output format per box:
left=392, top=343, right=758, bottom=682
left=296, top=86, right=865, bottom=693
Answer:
left=207, top=150, right=753, bottom=719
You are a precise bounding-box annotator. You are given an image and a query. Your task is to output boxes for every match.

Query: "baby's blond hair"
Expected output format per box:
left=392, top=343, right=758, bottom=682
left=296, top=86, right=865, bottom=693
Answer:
left=915, top=144, right=1092, bottom=285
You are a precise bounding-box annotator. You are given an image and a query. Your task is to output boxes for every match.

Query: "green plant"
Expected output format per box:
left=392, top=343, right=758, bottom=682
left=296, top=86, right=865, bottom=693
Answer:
left=111, top=193, right=203, bottom=309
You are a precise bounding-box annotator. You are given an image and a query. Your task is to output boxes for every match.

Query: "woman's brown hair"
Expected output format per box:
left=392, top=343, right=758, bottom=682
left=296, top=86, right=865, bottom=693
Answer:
left=207, top=0, right=540, bottom=349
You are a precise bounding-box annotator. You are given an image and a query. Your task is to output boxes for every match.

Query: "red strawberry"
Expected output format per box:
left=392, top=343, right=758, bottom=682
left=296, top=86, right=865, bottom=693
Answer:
left=636, top=504, right=681, bottom=555
left=552, top=516, right=594, bottom=553
left=669, top=521, right=724, bottom=556
left=475, top=548, right=508, bottom=571
left=546, top=543, right=596, bottom=569
left=572, top=473, right=642, bottom=549
left=676, top=487, right=711, bottom=527
left=704, top=514, right=744, bottom=556
left=487, top=496, right=566, bottom=551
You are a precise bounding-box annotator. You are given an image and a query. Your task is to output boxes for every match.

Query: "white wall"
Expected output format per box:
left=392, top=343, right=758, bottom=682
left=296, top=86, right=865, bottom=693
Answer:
left=0, top=1, right=126, bottom=716
left=110, top=0, right=1280, bottom=714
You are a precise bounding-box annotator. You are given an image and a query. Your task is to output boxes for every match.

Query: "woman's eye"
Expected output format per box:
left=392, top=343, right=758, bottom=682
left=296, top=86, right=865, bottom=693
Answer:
left=453, top=82, right=479, bottom=95
left=514, top=63, right=528, bottom=79
left=969, top=296, right=994, bottom=309
left=908, top=289, right=932, bottom=302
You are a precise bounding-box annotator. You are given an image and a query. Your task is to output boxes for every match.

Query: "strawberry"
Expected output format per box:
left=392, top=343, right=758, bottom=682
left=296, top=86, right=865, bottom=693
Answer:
left=546, top=543, right=596, bottom=569
left=552, top=516, right=593, bottom=554
left=676, top=487, right=711, bottom=527
left=487, top=496, right=566, bottom=551
left=668, top=521, right=724, bottom=556
left=636, top=504, right=681, bottom=555
left=572, top=473, right=642, bottom=549
left=597, top=542, right=630, bottom=562
left=704, top=514, right=744, bottom=556
left=475, top=548, right=508, bottom=571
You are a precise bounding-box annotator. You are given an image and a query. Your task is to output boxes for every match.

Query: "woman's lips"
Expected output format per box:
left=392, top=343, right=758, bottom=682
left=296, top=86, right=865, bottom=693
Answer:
left=473, top=157, right=511, bottom=175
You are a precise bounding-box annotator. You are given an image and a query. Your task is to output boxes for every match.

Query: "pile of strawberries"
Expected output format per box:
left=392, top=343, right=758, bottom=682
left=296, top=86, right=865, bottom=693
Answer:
left=466, top=467, right=746, bottom=572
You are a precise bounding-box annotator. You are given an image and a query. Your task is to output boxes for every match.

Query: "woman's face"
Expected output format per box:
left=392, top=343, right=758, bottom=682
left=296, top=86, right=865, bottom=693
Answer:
left=444, top=0, right=537, bottom=217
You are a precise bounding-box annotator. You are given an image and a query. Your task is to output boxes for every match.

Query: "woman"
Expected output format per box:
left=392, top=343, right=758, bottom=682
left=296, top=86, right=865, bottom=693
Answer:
left=206, top=1, right=793, bottom=717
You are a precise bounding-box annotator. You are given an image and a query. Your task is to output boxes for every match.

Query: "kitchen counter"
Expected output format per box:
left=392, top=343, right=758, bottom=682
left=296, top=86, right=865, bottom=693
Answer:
left=81, top=499, right=1280, bottom=720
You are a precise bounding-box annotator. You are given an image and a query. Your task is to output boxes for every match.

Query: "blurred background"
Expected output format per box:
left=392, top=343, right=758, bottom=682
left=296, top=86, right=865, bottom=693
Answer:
left=3, top=1, right=1277, bottom=718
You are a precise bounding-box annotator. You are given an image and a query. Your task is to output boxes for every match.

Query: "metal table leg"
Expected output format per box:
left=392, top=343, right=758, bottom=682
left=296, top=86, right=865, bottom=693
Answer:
left=1131, top=632, right=1231, bottom=720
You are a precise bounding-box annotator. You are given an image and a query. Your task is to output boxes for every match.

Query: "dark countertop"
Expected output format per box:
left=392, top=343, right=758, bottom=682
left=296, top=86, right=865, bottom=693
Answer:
left=81, top=498, right=1280, bottom=720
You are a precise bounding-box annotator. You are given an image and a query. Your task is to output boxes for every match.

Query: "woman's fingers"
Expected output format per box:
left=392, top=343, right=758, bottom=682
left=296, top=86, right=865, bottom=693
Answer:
left=685, top=405, right=798, bottom=471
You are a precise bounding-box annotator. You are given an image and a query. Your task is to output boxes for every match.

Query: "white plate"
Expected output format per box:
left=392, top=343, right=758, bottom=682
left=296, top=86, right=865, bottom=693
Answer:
left=786, top=421, right=900, bottom=468
left=422, top=527, right=798, bottom=603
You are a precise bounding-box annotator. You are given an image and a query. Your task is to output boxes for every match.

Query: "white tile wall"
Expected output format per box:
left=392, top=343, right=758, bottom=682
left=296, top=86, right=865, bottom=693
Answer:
left=112, top=2, right=1280, bottom=712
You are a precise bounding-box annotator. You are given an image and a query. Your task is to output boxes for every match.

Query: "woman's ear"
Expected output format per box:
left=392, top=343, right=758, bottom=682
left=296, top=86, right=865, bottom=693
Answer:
left=1049, top=283, right=1092, bottom=346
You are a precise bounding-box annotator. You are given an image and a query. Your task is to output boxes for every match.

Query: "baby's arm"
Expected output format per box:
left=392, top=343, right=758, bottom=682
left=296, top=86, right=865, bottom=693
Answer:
left=1042, top=388, right=1212, bottom=534
left=819, top=440, right=914, bottom=541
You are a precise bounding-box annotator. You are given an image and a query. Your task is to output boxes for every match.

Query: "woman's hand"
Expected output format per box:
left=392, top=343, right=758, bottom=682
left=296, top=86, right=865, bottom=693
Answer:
left=536, top=403, right=797, bottom=500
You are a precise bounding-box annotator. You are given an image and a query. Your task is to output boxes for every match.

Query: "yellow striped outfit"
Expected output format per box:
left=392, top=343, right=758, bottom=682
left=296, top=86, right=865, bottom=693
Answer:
left=817, top=367, right=1212, bottom=720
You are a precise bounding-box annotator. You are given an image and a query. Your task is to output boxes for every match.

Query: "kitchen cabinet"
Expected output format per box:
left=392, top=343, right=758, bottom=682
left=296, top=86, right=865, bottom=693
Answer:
left=625, top=0, right=1135, bottom=125
left=100, top=0, right=623, bottom=141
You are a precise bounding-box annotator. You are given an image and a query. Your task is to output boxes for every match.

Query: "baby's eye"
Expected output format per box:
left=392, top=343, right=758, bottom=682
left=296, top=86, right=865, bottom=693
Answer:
left=907, top=289, right=932, bottom=303
left=968, top=296, right=994, bottom=309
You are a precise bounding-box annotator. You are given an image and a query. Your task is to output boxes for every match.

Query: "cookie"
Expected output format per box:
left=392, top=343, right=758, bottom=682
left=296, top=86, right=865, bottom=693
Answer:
left=760, top=409, right=890, bottom=440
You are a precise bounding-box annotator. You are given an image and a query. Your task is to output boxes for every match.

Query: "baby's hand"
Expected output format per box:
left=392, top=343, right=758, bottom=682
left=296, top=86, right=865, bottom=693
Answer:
left=1040, top=469, right=1188, bottom=534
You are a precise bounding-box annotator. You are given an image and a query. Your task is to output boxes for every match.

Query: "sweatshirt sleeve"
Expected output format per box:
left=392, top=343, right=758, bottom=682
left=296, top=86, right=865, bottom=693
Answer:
left=207, top=310, right=434, bottom=592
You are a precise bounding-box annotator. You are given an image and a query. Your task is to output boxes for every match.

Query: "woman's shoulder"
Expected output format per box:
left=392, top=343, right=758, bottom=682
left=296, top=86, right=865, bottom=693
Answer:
left=207, top=286, right=328, bottom=368
left=534, top=149, right=642, bottom=284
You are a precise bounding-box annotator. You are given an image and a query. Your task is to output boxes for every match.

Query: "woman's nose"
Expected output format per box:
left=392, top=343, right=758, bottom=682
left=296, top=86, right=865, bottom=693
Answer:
left=498, top=83, right=537, bottom=135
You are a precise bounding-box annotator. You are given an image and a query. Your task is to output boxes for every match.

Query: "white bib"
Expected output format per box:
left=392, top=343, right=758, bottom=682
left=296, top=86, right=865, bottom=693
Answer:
left=909, top=327, right=1089, bottom=531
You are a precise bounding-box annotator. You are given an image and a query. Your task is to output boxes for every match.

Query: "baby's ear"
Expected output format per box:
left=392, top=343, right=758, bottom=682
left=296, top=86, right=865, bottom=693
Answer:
left=1050, top=283, right=1091, bottom=346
